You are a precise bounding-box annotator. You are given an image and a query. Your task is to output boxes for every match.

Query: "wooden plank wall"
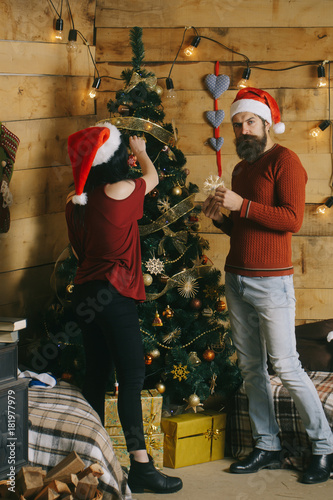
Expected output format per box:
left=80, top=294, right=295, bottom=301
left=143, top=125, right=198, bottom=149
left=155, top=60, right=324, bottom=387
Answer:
left=1, top=1, right=332, bottom=325
left=95, top=0, right=333, bottom=323
left=0, top=0, right=97, bottom=318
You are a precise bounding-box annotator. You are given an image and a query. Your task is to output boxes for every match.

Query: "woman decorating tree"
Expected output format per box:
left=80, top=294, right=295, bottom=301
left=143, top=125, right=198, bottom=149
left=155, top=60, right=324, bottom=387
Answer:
left=65, top=122, right=182, bottom=494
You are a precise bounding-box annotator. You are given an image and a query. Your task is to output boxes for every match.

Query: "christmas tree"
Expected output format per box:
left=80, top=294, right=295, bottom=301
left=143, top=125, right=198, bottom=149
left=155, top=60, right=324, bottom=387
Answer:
left=104, top=27, right=241, bottom=408
left=35, top=27, right=241, bottom=409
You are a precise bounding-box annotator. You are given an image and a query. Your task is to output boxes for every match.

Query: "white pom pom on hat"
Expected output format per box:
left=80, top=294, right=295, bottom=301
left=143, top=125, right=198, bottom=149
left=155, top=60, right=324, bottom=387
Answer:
left=67, top=121, right=122, bottom=205
left=230, top=87, right=285, bottom=134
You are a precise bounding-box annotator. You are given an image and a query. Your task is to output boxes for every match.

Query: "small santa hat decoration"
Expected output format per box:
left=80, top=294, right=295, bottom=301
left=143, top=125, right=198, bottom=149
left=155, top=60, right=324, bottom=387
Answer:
left=230, top=87, right=285, bottom=134
left=68, top=122, right=122, bottom=205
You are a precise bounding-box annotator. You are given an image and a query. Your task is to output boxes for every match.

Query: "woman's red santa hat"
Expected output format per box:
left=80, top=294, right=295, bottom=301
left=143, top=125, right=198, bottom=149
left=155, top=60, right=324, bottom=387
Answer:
left=230, top=87, right=285, bottom=134
left=68, top=122, right=122, bottom=205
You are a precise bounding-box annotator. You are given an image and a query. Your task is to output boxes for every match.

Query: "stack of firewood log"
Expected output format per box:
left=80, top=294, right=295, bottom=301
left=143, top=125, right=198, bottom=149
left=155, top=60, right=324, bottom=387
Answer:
left=0, top=452, right=104, bottom=499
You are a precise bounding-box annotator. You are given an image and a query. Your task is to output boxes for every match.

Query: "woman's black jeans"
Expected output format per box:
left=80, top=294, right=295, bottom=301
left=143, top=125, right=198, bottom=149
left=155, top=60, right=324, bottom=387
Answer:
left=71, top=280, right=146, bottom=452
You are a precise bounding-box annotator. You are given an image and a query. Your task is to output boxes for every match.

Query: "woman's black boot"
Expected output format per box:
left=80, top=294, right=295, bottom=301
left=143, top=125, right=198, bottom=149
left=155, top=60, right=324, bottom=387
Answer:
left=127, top=454, right=183, bottom=494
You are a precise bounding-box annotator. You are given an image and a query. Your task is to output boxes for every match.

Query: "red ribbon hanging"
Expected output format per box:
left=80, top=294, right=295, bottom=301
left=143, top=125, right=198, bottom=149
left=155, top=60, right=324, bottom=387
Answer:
left=214, top=61, right=222, bottom=177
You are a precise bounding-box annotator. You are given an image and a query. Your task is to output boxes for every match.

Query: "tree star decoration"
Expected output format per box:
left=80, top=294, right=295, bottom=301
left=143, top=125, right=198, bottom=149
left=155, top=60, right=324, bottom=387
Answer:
left=184, top=394, right=204, bottom=413
left=171, top=363, right=190, bottom=382
left=146, top=256, right=165, bottom=275
left=202, top=175, right=225, bottom=197
left=157, top=196, right=171, bottom=213
left=175, top=274, right=199, bottom=298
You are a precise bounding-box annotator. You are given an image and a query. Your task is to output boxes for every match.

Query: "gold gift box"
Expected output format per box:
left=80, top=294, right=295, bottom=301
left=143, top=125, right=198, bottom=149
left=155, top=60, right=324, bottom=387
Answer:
left=105, top=389, right=163, bottom=468
left=161, top=411, right=226, bottom=468
left=105, top=431, right=164, bottom=469
left=104, top=389, right=162, bottom=432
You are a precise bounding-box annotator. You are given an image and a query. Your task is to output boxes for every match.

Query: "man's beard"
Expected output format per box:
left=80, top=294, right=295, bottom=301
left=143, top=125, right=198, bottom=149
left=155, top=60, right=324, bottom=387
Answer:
left=235, top=133, right=267, bottom=163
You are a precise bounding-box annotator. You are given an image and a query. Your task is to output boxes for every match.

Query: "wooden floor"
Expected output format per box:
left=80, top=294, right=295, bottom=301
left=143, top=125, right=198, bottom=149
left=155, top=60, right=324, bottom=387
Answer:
left=133, top=457, right=333, bottom=500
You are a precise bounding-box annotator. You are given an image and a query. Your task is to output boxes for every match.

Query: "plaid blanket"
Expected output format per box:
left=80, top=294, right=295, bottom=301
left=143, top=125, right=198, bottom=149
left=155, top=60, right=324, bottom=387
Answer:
left=227, top=371, right=333, bottom=470
left=28, top=381, right=132, bottom=500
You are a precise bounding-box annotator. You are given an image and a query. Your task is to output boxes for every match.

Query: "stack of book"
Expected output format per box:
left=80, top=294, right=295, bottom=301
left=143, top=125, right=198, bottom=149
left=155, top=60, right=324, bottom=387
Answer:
left=0, top=317, right=27, bottom=343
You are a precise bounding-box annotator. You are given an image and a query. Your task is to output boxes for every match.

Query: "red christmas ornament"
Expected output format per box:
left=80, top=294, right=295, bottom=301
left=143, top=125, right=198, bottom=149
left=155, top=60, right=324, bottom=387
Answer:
left=61, top=372, right=73, bottom=381
left=128, top=154, right=137, bottom=167
left=203, top=348, right=215, bottom=361
left=201, top=254, right=208, bottom=265
left=145, top=354, right=153, bottom=365
left=149, top=188, right=159, bottom=198
left=216, top=299, right=227, bottom=312
left=190, top=298, right=202, bottom=310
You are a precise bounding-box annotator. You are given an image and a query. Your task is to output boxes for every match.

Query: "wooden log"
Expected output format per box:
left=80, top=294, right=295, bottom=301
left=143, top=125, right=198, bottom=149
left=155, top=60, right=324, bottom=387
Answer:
left=34, top=486, right=60, bottom=500
left=44, top=481, right=71, bottom=496
left=44, top=475, right=78, bottom=492
left=16, top=466, right=45, bottom=498
left=95, top=26, right=333, bottom=61
left=77, top=464, right=104, bottom=480
left=44, top=452, right=85, bottom=482
left=74, top=474, right=99, bottom=500
left=95, top=1, right=333, bottom=28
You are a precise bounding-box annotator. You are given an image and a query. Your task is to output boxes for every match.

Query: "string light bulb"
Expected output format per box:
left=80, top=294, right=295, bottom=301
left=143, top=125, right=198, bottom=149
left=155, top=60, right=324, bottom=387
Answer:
left=309, top=120, right=331, bottom=138
left=88, top=77, right=101, bottom=99
left=237, top=68, right=251, bottom=89
left=54, top=18, right=64, bottom=41
left=317, top=64, right=328, bottom=88
left=165, top=77, right=177, bottom=99
left=184, top=36, right=201, bottom=57
left=315, top=196, right=333, bottom=214
left=67, top=29, right=78, bottom=52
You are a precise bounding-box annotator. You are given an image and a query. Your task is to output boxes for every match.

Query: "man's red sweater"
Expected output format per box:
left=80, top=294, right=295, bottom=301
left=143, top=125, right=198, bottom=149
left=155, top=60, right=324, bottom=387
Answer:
left=219, top=144, right=308, bottom=277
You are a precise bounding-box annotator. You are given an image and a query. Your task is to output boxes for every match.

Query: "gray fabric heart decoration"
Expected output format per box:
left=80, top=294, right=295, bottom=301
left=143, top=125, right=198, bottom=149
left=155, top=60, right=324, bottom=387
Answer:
left=209, top=137, right=224, bottom=151
left=205, top=74, right=230, bottom=99
left=206, top=110, right=225, bottom=128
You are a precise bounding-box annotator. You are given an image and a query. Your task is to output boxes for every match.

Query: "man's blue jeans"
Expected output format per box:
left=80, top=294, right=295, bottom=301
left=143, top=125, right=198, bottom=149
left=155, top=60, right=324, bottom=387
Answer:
left=225, top=272, right=333, bottom=455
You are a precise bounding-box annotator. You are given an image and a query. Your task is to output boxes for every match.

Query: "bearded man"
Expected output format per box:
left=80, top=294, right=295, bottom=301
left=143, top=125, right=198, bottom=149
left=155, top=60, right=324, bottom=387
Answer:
left=203, top=88, right=333, bottom=484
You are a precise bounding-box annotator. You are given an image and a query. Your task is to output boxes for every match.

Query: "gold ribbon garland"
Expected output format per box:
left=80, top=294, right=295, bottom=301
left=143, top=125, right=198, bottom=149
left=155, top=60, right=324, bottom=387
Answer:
left=145, top=264, right=212, bottom=301
left=98, top=117, right=175, bottom=147
left=139, top=193, right=196, bottom=237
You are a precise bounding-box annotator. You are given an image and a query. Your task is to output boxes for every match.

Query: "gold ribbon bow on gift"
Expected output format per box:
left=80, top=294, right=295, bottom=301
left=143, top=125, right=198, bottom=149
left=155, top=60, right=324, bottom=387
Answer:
left=125, top=72, right=158, bottom=93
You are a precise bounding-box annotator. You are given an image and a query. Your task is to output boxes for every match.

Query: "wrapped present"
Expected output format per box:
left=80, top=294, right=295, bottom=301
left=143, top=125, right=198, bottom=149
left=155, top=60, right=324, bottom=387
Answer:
left=105, top=389, right=163, bottom=468
left=161, top=411, right=226, bottom=468
left=106, top=432, right=164, bottom=469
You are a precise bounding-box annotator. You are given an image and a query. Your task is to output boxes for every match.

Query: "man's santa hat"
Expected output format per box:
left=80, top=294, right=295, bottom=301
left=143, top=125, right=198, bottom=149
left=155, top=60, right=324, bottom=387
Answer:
left=230, top=87, right=285, bottom=134
left=68, top=122, right=122, bottom=205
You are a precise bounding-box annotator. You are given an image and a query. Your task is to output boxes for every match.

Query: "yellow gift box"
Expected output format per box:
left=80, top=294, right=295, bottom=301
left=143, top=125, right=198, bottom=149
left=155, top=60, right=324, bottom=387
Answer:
left=105, top=389, right=164, bottom=468
left=161, top=411, right=226, bottom=468
left=104, top=389, right=162, bottom=433
left=105, top=431, right=164, bottom=469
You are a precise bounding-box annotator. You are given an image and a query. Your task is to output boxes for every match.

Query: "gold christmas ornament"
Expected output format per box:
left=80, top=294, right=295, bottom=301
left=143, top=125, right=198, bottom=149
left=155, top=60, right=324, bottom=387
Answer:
left=184, top=394, right=203, bottom=413
left=155, top=381, right=166, bottom=393
left=163, top=328, right=181, bottom=344
left=210, top=373, right=218, bottom=395
left=155, top=85, right=163, bottom=96
left=143, top=273, right=153, bottom=286
left=188, top=351, right=202, bottom=365
left=172, top=185, right=182, bottom=196
left=150, top=348, right=161, bottom=359
left=152, top=311, right=163, bottom=327
left=202, top=307, right=213, bottom=318
left=66, top=283, right=74, bottom=294
left=162, top=305, right=174, bottom=319
left=146, top=256, right=165, bottom=275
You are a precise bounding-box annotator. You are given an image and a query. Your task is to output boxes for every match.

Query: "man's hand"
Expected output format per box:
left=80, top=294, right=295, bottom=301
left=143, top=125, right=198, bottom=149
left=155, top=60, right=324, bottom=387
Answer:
left=202, top=195, right=224, bottom=223
left=215, top=187, right=243, bottom=211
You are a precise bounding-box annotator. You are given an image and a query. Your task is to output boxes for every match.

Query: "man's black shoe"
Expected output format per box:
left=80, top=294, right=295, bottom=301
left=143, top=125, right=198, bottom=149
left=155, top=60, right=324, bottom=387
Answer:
left=301, top=452, right=333, bottom=484
left=230, top=448, right=282, bottom=474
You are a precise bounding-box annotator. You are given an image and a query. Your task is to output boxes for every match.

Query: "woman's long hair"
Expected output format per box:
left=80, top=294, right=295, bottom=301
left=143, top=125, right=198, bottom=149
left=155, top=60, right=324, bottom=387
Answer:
left=73, top=137, right=129, bottom=229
